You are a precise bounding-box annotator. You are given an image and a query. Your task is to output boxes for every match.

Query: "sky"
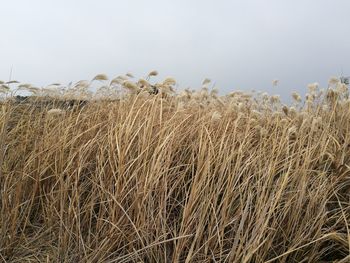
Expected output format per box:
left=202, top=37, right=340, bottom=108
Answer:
left=1, top=0, right=350, bottom=100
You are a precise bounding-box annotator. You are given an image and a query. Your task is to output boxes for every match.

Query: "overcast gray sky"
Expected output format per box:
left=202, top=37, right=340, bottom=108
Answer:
left=1, top=0, right=350, bottom=99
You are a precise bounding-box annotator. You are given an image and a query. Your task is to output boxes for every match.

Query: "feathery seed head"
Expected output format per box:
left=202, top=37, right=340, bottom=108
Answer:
left=159, top=84, right=174, bottom=95
left=74, top=80, right=90, bottom=89
left=138, top=79, right=151, bottom=87
left=122, top=81, right=139, bottom=92
left=92, top=74, right=109, bottom=81
left=261, top=92, right=269, bottom=101
left=47, top=108, right=65, bottom=115
left=202, top=78, right=211, bottom=86
left=110, top=77, right=125, bottom=86
left=28, top=87, right=40, bottom=94
left=51, top=83, right=61, bottom=86
left=307, top=82, right=319, bottom=93
left=328, top=76, right=340, bottom=86
left=210, top=88, right=219, bottom=96
left=270, top=95, right=280, bottom=104
left=97, top=85, right=109, bottom=92
left=162, top=77, right=176, bottom=86
left=305, top=93, right=315, bottom=102
left=18, top=83, right=32, bottom=89
left=148, top=70, right=159, bottom=77
left=6, top=80, right=19, bottom=84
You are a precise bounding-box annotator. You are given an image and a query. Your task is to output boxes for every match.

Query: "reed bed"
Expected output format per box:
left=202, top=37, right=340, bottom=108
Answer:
left=0, top=74, right=349, bottom=262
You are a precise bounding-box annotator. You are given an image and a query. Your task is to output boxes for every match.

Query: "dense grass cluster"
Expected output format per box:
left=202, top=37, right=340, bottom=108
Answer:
left=0, top=74, right=349, bottom=262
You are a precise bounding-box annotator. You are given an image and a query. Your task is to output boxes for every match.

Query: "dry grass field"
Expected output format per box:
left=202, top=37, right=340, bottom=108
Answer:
left=0, top=74, right=349, bottom=262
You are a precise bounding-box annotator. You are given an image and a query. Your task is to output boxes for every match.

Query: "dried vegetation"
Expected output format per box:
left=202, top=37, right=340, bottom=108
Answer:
left=0, top=73, right=349, bottom=262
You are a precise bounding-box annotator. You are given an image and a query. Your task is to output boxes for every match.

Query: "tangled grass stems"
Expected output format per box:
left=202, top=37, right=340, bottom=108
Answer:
left=0, top=75, right=349, bottom=262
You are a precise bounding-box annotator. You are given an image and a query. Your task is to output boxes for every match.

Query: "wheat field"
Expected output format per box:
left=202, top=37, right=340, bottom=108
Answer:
left=0, top=74, right=349, bottom=262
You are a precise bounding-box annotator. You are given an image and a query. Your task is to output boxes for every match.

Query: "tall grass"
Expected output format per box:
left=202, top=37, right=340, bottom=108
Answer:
left=0, top=75, right=349, bottom=262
